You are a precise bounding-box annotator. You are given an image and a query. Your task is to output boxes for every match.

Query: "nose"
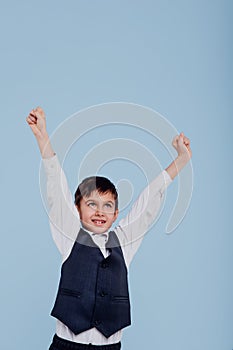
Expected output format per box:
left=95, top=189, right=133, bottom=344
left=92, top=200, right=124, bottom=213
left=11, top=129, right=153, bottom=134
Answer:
left=95, top=208, right=104, bottom=216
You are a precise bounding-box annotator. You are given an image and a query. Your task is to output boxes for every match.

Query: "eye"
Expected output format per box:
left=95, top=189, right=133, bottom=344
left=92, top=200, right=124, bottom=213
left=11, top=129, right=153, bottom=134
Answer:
left=104, top=203, right=113, bottom=209
left=87, top=202, right=96, bottom=208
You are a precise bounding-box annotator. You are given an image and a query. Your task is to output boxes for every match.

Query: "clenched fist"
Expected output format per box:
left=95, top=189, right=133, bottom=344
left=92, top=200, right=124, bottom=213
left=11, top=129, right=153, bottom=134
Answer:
left=26, top=107, right=55, bottom=158
left=172, top=132, right=192, bottom=160
left=26, top=106, right=47, bottom=139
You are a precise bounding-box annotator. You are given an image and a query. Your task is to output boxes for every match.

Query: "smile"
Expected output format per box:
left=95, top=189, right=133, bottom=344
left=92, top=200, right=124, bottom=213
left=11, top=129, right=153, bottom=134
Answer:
left=92, top=219, right=106, bottom=226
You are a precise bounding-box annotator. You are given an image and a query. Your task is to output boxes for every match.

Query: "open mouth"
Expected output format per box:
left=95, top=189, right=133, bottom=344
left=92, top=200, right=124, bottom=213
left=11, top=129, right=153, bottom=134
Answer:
left=92, top=219, right=106, bottom=226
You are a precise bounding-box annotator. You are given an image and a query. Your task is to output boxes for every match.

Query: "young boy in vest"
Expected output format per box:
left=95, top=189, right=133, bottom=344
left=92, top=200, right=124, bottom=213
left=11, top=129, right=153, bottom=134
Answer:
left=26, top=107, right=192, bottom=350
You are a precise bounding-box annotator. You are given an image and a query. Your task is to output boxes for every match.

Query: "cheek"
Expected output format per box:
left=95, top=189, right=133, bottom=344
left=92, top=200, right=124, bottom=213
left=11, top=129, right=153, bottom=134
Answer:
left=79, top=207, right=93, bottom=221
left=77, top=207, right=85, bottom=220
left=109, top=213, right=117, bottom=221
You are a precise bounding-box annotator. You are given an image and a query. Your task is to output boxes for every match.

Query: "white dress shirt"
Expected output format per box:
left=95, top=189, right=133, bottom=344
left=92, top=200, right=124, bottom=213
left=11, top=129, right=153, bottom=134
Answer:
left=42, top=154, right=172, bottom=345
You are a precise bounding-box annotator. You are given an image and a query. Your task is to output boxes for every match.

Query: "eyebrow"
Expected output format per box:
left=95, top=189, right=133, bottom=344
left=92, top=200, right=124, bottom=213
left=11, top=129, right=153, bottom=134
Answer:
left=85, top=199, right=115, bottom=205
left=104, top=201, right=114, bottom=205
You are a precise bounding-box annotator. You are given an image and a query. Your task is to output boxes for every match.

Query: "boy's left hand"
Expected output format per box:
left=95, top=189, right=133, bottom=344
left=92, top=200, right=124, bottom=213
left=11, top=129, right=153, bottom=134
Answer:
left=172, top=132, right=192, bottom=160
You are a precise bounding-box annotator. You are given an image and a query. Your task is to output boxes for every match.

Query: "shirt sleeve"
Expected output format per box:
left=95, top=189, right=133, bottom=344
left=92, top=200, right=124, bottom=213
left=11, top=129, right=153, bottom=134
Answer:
left=42, top=154, right=81, bottom=257
left=115, top=170, right=172, bottom=267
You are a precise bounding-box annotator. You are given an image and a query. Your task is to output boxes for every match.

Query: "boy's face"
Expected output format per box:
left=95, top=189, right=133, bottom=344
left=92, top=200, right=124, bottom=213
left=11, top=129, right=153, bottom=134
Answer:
left=76, top=190, right=119, bottom=234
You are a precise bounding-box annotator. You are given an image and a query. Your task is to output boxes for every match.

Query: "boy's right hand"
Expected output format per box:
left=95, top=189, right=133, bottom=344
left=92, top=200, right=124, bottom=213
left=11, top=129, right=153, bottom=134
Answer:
left=26, top=106, right=47, bottom=139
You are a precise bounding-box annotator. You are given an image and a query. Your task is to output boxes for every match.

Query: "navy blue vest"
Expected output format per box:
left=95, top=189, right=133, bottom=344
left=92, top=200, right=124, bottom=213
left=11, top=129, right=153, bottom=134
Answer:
left=51, top=229, right=131, bottom=338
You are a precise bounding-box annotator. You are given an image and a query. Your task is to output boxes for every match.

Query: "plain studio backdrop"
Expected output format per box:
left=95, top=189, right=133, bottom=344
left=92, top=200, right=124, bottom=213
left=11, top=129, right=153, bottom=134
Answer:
left=0, top=1, right=232, bottom=350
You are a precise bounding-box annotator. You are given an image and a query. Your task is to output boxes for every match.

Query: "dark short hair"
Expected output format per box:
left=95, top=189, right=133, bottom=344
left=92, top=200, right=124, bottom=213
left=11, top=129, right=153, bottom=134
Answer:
left=74, top=176, right=118, bottom=210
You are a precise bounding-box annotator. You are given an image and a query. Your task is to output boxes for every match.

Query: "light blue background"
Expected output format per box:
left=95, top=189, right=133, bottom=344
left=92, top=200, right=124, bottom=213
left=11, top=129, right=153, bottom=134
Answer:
left=0, top=1, right=232, bottom=349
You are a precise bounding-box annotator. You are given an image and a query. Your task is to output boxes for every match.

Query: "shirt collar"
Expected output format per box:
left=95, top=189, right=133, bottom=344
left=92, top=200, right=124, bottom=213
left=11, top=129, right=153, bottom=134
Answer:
left=81, top=225, right=109, bottom=239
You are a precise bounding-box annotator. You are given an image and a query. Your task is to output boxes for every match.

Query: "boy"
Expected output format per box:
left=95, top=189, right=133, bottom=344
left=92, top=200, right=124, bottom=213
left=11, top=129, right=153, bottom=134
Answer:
left=26, top=107, right=192, bottom=350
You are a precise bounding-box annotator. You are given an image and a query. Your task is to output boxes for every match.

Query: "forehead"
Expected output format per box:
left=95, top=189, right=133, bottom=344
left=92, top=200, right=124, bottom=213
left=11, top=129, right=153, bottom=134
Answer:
left=83, top=190, right=116, bottom=202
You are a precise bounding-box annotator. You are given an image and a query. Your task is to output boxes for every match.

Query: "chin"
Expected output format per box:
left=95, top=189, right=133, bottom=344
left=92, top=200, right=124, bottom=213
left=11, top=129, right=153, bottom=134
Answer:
left=93, top=226, right=109, bottom=233
left=82, top=223, right=110, bottom=233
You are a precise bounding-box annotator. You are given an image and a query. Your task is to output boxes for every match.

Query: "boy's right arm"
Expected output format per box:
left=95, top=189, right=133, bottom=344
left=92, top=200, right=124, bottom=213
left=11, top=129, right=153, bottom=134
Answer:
left=26, top=107, right=55, bottom=158
left=26, top=107, right=81, bottom=257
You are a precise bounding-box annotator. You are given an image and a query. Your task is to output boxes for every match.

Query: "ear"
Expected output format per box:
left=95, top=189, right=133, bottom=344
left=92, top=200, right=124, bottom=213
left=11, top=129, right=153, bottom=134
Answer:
left=113, top=209, right=119, bottom=222
left=75, top=204, right=81, bottom=217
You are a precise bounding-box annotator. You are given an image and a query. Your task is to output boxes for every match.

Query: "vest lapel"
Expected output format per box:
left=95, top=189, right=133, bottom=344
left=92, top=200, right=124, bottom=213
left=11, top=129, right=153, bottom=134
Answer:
left=76, top=228, right=100, bottom=248
left=76, top=228, right=121, bottom=258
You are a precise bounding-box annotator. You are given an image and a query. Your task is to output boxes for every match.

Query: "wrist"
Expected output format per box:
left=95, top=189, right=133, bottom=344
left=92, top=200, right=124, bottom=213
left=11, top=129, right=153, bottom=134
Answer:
left=36, top=132, right=55, bottom=158
left=176, top=152, right=190, bottom=167
left=36, top=129, right=49, bottom=142
left=165, top=153, right=190, bottom=180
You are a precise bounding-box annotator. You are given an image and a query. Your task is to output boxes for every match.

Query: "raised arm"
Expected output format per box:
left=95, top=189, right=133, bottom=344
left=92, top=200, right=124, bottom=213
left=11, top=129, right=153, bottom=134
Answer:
left=115, top=132, right=192, bottom=266
left=26, top=107, right=80, bottom=256
left=165, top=132, right=192, bottom=180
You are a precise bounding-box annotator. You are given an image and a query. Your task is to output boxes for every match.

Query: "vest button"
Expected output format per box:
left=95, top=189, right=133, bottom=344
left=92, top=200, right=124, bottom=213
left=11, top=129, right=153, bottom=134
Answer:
left=101, top=262, right=109, bottom=268
left=100, top=291, right=107, bottom=297
left=94, top=320, right=101, bottom=325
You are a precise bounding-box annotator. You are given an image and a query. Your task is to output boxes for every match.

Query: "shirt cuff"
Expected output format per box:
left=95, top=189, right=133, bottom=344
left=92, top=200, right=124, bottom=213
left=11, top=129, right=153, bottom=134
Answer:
left=162, top=170, right=172, bottom=186
left=159, top=170, right=173, bottom=194
left=42, top=153, right=60, bottom=176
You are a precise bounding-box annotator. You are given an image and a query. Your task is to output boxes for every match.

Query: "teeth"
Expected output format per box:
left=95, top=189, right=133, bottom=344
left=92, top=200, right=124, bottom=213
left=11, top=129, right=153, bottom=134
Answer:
left=93, top=220, right=105, bottom=225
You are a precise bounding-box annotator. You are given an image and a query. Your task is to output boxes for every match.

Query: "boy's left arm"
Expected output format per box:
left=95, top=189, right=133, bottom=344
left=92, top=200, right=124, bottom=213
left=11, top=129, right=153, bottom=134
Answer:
left=115, top=132, right=192, bottom=266
left=165, top=132, right=192, bottom=180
